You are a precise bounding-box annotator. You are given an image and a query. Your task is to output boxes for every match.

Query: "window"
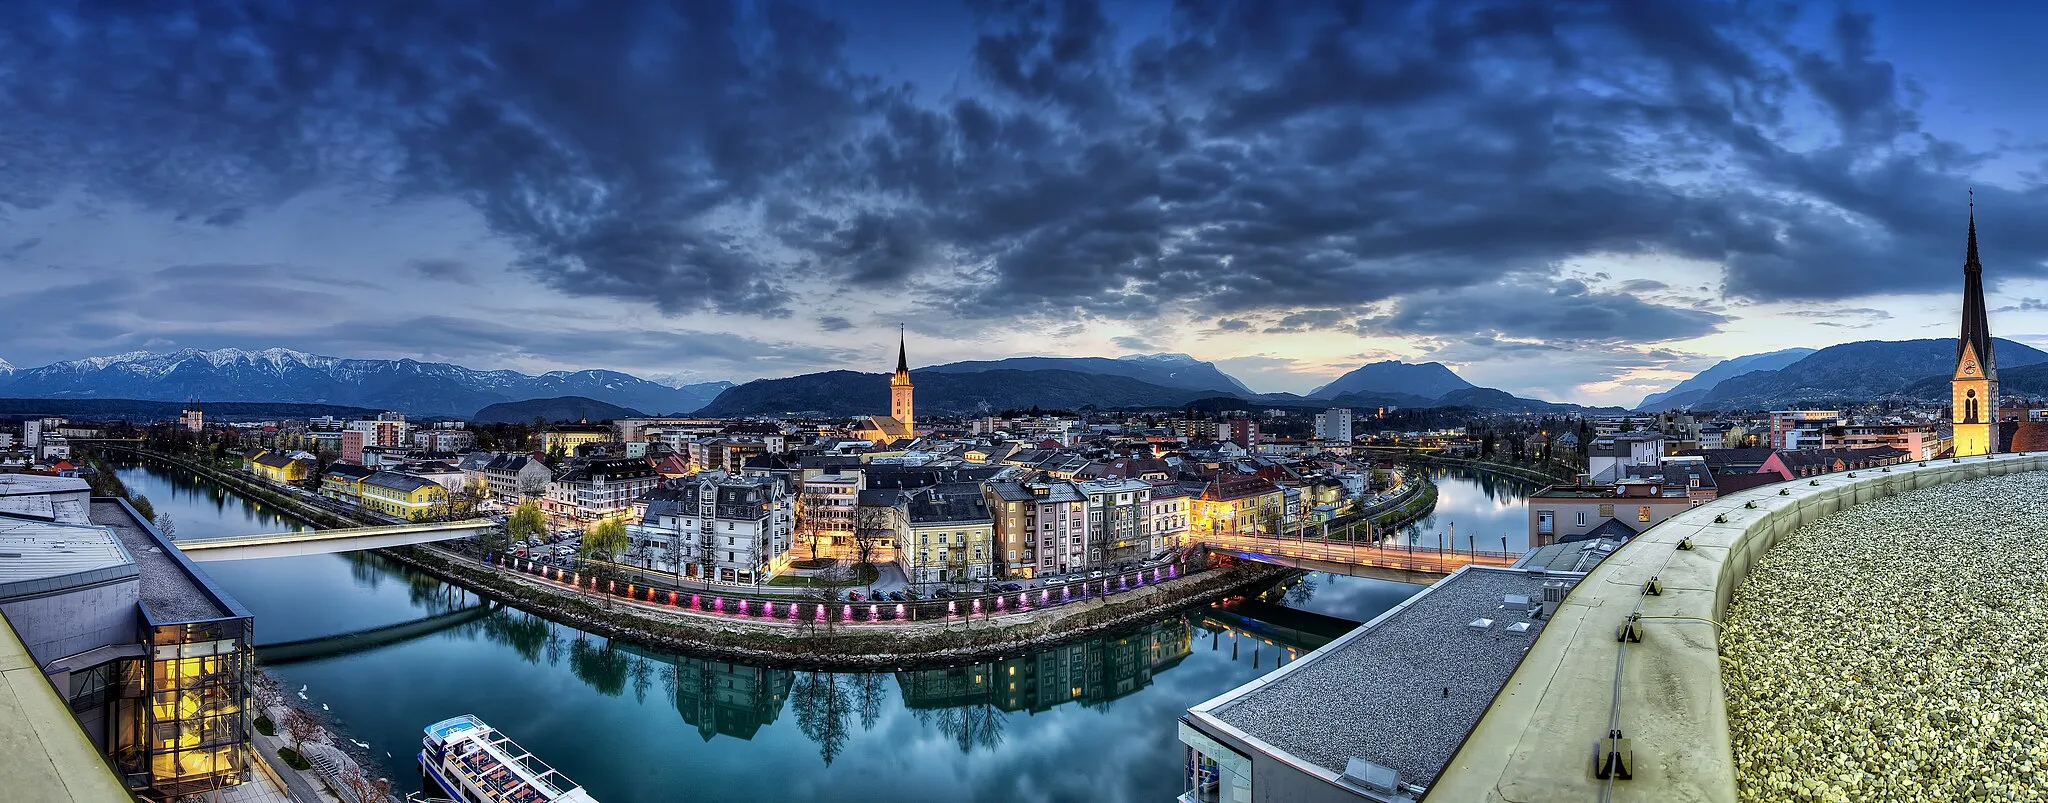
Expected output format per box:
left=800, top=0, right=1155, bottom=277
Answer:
left=1536, top=510, right=1554, bottom=535
left=1637, top=505, right=1652, bottom=523
left=1008, top=550, right=1016, bottom=560
left=1576, top=511, right=1587, bottom=527
left=1598, top=504, right=1614, bottom=517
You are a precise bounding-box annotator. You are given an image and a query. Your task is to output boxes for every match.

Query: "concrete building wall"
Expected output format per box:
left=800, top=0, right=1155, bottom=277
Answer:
left=0, top=582, right=141, bottom=668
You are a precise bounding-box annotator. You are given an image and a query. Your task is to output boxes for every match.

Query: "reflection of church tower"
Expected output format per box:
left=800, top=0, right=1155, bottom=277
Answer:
left=1952, top=193, right=1998, bottom=457
left=891, top=326, right=915, bottom=433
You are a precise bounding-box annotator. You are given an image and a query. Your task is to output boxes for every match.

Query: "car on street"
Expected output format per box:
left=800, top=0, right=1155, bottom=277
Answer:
left=846, top=590, right=865, bottom=601
left=982, top=583, right=1001, bottom=594
left=931, top=588, right=952, bottom=598
left=900, top=589, right=919, bottom=600
left=1000, top=582, right=1023, bottom=591
left=887, top=591, right=905, bottom=601
left=1088, top=570, right=1105, bottom=580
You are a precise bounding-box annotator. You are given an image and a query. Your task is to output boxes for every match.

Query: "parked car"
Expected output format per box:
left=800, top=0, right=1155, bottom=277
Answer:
left=932, top=589, right=953, bottom=598
left=900, top=589, right=920, bottom=600
left=1088, top=570, right=1105, bottom=580
left=847, top=590, right=865, bottom=601
left=1000, top=582, right=1023, bottom=592
left=982, top=583, right=1001, bottom=594
left=887, top=591, right=906, bottom=602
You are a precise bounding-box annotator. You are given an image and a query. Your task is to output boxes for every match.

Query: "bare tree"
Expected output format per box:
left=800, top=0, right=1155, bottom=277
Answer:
left=282, top=708, right=321, bottom=753
left=336, top=769, right=391, bottom=803
left=151, top=512, right=176, bottom=539
left=852, top=505, right=896, bottom=576
left=791, top=671, right=852, bottom=766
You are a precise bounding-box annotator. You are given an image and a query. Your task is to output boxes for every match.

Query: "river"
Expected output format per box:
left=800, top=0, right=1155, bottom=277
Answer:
left=112, top=459, right=1527, bottom=803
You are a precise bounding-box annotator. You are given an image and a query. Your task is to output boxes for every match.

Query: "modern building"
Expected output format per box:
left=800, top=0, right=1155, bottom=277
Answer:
left=346, top=412, right=410, bottom=449
left=796, top=473, right=862, bottom=556
left=1839, top=424, right=1942, bottom=461
left=0, top=475, right=255, bottom=799
left=1179, top=567, right=1581, bottom=802
left=1585, top=433, right=1664, bottom=484
left=1312, top=409, right=1352, bottom=446
left=414, top=428, right=476, bottom=453
left=359, top=471, right=450, bottom=521
left=634, top=473, right=794, bottom=585
left=1952, top=200, right=1999, bottom=457
left=1766, top=410, right=1842, bottom=451
left=1224, top=418, right=1261, bottom=449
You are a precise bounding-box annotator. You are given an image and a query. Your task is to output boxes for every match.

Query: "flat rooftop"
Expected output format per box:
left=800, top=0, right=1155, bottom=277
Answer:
left=0, top=516, right=137, bottom=600
left=87, top=500, right=235, bottom=623
left=1197, top=567, right=1575, bottom=788
left=0, top=611, right=133, bottom=802
left=0, top=474, right=91, bottom=524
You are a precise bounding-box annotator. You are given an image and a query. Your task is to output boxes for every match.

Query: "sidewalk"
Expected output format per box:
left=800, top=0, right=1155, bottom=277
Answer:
left=251, top=729, right=345, bottom=803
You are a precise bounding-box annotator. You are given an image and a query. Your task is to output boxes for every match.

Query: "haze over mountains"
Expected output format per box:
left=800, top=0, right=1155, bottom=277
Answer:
left=0, top=338, right=2024, bottom=421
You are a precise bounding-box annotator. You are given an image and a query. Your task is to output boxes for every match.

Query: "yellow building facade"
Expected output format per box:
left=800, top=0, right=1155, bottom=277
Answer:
left=359, top=472, right=449, bottom=521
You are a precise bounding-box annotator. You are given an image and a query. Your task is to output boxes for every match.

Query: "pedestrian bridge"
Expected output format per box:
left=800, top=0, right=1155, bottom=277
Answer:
left=1198, top=532, right=1520, bottom=583
left=174, top=519, right=498, bottom=562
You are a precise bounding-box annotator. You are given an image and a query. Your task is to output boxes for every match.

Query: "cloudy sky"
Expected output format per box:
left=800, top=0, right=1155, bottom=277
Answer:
left=3, top=0, right=2046, bottom=405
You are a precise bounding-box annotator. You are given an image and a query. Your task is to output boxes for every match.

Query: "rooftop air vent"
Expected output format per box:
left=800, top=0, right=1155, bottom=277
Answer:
left=1468, top=618, right=1494, bottom=631
left=1506, top=622, right=1532, bottom=634
left=1340, top=758, right=1402, bottom=798
left=1503, top=594, right=1532, bottom=607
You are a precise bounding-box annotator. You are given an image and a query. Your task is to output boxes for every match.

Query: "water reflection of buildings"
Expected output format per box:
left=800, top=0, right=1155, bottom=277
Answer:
left=896, top=616, right=1195, bottom=714
left=668, top=658, right=793, bottom=741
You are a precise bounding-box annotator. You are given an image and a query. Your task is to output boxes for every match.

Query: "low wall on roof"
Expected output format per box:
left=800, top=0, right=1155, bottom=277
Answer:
left=1427, top=451, right=2048, bottom=803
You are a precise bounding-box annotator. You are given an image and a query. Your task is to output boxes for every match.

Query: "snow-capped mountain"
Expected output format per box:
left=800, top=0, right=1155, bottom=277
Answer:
left=0, top=348, right=728, bottom=417
left=0, top=356, right=13, bottom=377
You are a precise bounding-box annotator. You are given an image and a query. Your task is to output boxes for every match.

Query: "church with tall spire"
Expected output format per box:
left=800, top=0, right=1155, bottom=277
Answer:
left=1951, top=192, right=1998, bottom=457
left=857, top=327, right=917, bottom=445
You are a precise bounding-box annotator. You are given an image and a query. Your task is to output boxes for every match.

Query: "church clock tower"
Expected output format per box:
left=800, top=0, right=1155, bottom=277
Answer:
left=1952, top=193, right=1997, bottom=457
left=890, top=327, right=915, bottom=433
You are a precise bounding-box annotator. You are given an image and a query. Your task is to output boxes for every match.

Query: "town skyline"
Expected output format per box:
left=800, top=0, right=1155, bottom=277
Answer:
left=5, top=0, right=2048, bottom=406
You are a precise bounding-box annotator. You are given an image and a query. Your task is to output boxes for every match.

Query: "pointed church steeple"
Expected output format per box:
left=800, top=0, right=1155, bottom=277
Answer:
left=889, top=325, right=915, bottom=434
left=1952, top=190, right=1998, bottom=456
left=1957, top=189, right=1994, bottom=374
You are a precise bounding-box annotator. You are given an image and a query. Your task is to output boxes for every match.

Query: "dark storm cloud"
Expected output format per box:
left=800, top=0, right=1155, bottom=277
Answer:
left=817, top=315, right=857, bottom=332
left=0, top=0, right=2034, bottom=357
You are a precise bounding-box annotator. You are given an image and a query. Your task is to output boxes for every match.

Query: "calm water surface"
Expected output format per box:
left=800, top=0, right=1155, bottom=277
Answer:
left=114, top=460, right=1526, bottom=803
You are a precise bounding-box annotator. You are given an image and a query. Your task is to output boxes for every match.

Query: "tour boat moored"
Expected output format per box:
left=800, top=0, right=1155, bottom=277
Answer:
left=418, top=715, right=598, bottom=803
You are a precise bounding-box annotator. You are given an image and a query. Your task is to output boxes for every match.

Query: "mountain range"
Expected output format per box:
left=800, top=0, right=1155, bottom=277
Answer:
left=1635, top=348, right=1816, bottom=411
left=0, top=348, right=731, bottom=418
left=1309, top=361, right=1474, bottom=400
left=1636, top=338, right=2048, bottom=411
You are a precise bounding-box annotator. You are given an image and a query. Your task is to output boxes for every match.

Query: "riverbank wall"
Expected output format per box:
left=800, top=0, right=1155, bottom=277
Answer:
left=93, top=446, right=1295, bottom=669
left=384, top=544, right=1289, bottom=670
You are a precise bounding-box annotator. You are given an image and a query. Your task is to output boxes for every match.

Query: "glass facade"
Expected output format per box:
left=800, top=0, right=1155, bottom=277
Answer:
left=144, top=618, right=252, bottom=796
left=1179, top=722, right=1253, bottom=803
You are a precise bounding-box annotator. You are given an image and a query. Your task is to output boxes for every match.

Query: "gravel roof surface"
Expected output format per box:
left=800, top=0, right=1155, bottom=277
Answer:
left=1724, top=471, right=2048, bottom=803
left=1212, top=568, right=1564, bottom=785
left=88, top=500, right=229, bottom=622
